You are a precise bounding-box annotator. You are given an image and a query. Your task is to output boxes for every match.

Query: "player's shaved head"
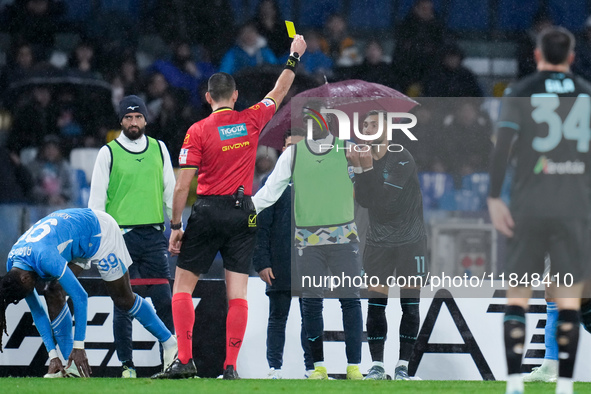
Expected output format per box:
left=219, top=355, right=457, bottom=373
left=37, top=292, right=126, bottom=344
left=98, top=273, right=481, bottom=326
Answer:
left=537, top=27, right=575, bottom=65
left=208, top=72, right=236, bottom=102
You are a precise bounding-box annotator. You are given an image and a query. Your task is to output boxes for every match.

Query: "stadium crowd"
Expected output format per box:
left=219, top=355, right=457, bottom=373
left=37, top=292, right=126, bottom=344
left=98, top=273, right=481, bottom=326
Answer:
left=2, top=0, right=587, bottom=205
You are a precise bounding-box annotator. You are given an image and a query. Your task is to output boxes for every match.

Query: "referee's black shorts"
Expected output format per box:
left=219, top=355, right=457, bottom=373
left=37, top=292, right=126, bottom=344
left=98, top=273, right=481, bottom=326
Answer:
left=177, top=195, right=258, bottom=275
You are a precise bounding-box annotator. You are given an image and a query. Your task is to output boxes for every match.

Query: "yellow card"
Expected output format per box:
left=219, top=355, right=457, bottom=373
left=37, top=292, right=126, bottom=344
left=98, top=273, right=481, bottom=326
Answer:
left=285, top=20, right=296, bottom=38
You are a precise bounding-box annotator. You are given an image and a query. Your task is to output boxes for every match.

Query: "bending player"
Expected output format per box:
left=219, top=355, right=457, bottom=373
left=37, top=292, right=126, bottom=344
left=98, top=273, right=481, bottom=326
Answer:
left=0, top=208, right=177, bottom=377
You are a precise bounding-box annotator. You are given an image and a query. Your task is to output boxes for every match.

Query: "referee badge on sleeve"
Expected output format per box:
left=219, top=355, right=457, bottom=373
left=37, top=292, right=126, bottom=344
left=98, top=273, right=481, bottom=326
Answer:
left=179, top=148, right=188, bottom=165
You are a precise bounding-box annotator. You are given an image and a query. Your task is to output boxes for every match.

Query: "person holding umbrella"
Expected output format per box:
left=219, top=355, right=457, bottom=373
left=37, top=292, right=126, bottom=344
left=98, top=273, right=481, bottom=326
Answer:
left=253, top=102, right=364, bottom=380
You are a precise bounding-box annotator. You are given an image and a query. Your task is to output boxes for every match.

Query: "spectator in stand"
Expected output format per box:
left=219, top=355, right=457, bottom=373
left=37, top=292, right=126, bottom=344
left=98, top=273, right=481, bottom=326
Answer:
left=220, top=21, right=278, bottom=75
left=7, top=85, right=58, bottom=154
left=27, top=134, right=74, bottom=206
left=5, top=0, right=64, bottom=61
left=54, top=88, right=84, bottom=153
left=516, top=11, right=553, bottom=78
left=254, top=0, right=291, bottom=59
left=140, top=72, right=169, bottom=123
left=154, top=0, right=235, bottom=65
left=149, top=41, right=215, bottom=108
left=67, top=40, right=101, bottom=79
left=291, top=30, right=333, bottom=81
left=320, top=14, right=359, bottom=67
left=573, top=16, right=591, bottom=82
left=406, top=104, right=440, bottom=172
left=146, top=88, right=194, bottom=167
left=107, top=73, right=125, bottom=112
left=0, top=144, right=33, bottom=203
left=0, top=40, right=37, bottom=95
left=353, top=40, right=394, bottom=88
left=118, top=54, right=141, bottom=95
left=392, top=0, right=447, bottom=92
left=433, top=100, right=492, bottom=182
left=106, top=53, right=142, bottom=107
left=422, top=43, right=483, bottom=97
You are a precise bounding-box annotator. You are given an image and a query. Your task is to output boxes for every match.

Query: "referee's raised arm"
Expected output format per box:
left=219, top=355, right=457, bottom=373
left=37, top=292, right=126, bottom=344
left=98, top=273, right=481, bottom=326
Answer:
left=265, top=34, right=307, bottom=108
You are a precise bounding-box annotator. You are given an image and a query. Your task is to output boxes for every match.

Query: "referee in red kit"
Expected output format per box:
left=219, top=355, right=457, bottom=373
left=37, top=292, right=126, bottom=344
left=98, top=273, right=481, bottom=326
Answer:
left=155, top=35, right=307, bottom=380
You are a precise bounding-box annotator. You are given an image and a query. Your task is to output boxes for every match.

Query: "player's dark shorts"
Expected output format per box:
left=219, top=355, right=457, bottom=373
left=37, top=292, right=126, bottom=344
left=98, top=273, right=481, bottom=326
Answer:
left=363, top=238, right=428, bottom=286
left=296, top=243, right=362, bottom=299
left=506, top=216, right=590, bottom=284
left=177, top=195, right=258, bottom=275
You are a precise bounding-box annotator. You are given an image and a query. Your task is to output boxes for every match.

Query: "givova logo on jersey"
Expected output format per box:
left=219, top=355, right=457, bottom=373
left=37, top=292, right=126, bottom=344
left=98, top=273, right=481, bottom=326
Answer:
left=218, top=123, right=247, bottom=141
left=533, top=155, right=585, bottom=175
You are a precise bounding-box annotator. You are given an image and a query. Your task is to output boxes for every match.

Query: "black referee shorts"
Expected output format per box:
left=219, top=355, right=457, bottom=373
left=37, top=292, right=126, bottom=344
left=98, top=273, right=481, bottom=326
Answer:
left=177, top=195, right=258, bottom=275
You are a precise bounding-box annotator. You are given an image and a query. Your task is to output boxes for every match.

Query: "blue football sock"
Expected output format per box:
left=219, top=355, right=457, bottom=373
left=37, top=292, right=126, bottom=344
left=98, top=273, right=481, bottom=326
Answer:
left=51, top=304, right=73, bottom=359
left=545, top=302, right=558, bottom=360
left=127, top=293, right=172, bottom=343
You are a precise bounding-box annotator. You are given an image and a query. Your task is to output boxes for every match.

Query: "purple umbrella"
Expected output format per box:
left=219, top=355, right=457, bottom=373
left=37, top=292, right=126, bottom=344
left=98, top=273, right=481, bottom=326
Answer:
left=259, top=79, right=418, bottom=150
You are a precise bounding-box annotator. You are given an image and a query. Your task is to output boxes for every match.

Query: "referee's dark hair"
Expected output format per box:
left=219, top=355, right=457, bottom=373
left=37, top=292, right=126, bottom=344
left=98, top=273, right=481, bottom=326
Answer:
left=537, top=26, right=575, bottom=65
left=208, top=72, right=236, bottom=102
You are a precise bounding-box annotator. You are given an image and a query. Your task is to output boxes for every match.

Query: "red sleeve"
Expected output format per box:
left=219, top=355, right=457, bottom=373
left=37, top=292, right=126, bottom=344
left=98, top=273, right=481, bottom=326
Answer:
left=242, top=97, right=277, bottom=134
left=179, top=122, right=202, bottom=169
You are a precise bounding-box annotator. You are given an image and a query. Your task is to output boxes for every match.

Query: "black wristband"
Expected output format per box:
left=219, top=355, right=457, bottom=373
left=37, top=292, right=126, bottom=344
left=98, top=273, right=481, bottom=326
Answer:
left=170, top=221, right=182, bottom=230
left=284, top=55, right=299, bottom=73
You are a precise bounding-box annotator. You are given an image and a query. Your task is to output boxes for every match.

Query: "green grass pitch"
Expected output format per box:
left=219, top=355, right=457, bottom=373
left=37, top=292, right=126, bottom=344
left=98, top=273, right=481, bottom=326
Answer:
left=2, top=379, right=591, bottom=394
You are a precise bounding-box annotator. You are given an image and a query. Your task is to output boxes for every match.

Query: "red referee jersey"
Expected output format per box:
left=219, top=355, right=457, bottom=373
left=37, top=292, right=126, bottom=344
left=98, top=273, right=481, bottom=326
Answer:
left=179, top=98, right=276, bottom=196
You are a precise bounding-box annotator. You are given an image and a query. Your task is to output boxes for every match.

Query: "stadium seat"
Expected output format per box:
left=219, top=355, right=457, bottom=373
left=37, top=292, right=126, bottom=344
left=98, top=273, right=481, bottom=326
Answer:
left=61, top=0, right=92, bottom=22
left=73, top=168, right=90, bottom=207
left=19, top=147, right=38, bottom=166
left=99, top=0, right=141, bottom=15
left=496, top=0, right=538, bottom=31
left=298, top=0, right=342, bottom=28
left=461, top=172, right=490, bottom=210
left=438, top=190, right=457, bottom=211
left=548, top=0, right=587, bottom=32
left=454, top=189, right=481, bottom=211
left=447, top=0, right=489, bottom=31
left=396, top=0, right=443, bottom=21
left=70, top=147, right=100, bottom=184
left=276, top=0, right=293, bottom=20
left=348, top=0, right=392, bottom=30
left=418, top=172, right=455, bottom=210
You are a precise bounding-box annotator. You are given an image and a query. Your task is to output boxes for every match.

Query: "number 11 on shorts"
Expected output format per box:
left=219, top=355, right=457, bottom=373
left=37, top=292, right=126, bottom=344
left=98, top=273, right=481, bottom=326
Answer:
left=415, top=256, right=425, bottom=274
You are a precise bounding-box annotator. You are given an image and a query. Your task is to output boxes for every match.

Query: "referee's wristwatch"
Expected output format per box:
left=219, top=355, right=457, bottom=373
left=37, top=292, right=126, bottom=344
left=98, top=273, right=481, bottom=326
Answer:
left=291, top=52, right=300, bottom=61
left=170, top=221, right=183, bottom=230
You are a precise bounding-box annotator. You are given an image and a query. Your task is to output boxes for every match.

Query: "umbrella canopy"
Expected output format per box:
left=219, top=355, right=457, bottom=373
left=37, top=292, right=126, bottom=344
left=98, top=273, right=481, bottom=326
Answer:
left=4, top=67, right=117, bottom=142
left=259, top=79, right=418, bottom=150
left=6, top=67, right=112, bottom=99
left=4, top=67, right=113, bottom=112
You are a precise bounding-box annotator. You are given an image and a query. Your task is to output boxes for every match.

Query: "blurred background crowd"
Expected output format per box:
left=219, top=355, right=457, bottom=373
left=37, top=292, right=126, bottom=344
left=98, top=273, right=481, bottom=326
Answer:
left=0, top=0, right=588, bottom=211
